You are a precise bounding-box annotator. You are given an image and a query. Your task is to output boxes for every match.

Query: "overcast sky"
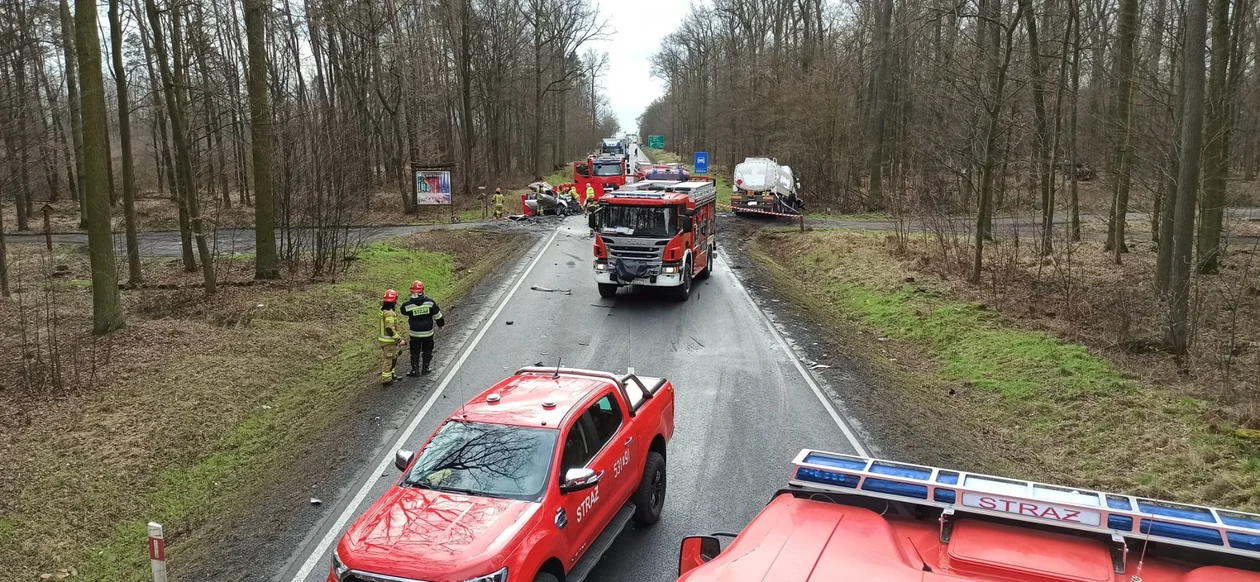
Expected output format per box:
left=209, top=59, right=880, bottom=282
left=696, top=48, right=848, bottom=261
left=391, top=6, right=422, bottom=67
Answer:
left=589, top=0, right=696, bottom=134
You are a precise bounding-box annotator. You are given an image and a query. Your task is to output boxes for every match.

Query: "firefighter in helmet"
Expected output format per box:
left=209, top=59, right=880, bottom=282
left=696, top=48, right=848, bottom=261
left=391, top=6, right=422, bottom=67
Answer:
left=378, top=289, right=405, bottom=385
left=401, top=280, right=445, bottom=376
left=492, top=188, right=505, bottom=220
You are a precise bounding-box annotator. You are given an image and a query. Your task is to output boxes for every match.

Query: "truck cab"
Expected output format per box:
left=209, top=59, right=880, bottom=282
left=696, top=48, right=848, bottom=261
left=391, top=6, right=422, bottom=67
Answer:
left=575, top=155, right=629, bottom=200
left=331, top=367, right=675, bottom=582
left=677, top=449, right=1260, bottom=582
left=592, top=181, right=717, bottom=301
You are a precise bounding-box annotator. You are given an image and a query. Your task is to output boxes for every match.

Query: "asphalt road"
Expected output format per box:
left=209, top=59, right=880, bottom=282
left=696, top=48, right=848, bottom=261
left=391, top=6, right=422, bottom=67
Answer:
left=277, top=216, right=867, bottom=582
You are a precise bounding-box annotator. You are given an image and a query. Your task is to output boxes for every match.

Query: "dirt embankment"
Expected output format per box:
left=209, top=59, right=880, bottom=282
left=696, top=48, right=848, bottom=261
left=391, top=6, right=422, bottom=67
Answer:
left=721, top=214, right=1260, bottom=510
left=0, top=229, right=529, bottom=582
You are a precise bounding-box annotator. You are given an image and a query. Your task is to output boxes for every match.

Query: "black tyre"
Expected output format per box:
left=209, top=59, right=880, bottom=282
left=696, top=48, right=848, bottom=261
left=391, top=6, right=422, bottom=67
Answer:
left=533, top=573, right=560, bottom=582
left=673, top=261, right=692, bottom=301
left=698, top=246, right=713, bottom=280
left=598, top=283, right=619, bottom=298
left=632, top=451, right=667, bottom=525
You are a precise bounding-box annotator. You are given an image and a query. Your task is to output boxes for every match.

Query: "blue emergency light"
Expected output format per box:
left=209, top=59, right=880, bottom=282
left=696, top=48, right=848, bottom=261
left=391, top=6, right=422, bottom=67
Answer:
left=790, top=449, right=1260, bottom=560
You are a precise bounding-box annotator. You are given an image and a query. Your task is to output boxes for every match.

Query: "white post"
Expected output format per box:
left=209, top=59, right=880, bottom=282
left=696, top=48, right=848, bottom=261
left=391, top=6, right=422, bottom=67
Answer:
left=148, top=522, right=167, bottom=582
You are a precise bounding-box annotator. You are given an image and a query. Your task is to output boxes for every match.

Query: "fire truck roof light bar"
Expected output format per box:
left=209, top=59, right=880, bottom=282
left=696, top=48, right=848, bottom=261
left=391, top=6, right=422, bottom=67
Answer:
left=790, top=449, right=1260, bottom=559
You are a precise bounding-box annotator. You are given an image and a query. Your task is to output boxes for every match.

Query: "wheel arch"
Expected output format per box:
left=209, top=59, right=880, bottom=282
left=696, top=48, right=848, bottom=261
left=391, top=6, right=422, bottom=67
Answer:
left=650, top=434, right=667, bottom=463
left=537, top=556, right=566, bottom=582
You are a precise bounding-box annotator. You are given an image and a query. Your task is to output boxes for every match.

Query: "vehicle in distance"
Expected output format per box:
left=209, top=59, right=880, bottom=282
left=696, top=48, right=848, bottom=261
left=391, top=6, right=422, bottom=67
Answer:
left=593, top=180, right=717, bottom=301
left=330, top=367, right=675, bottom=582
left=731, top=157, right=801, bottom=216
left=574, top=154, right=629, bottom=200
left=677, top=449, right=1260, bottom=581
left=601, top=138, right=626, bottom=157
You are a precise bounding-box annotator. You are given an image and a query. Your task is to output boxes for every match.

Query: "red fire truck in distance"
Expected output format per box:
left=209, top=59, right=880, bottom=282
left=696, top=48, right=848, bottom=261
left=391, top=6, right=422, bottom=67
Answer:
left=677, top=449, right=1260, bottom=582
left=330, top=367, right=675, bottom=582
left=593, top=180, right=716, bottom=301
left=574, top=154, right=629, bottom=200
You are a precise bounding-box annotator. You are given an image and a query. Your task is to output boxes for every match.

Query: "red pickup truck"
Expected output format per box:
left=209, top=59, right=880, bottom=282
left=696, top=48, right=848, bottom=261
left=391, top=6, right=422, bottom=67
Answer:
left=329, top=367, right=675, bottom=582
left=677, top=449, right=1260, bottom=582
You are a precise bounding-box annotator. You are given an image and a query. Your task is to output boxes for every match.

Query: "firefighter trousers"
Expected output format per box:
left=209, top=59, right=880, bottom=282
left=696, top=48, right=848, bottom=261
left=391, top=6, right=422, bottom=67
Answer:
left=410, top=336, right=435, bottom=372
left=381, top=341, right=401, bottom=383
left=494, top=205, right=504, bottom=219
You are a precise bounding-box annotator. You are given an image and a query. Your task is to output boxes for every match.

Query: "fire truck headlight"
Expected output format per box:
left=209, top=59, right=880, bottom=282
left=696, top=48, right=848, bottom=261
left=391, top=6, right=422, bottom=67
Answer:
left=595, top=261, right=607, bottom=271
left=663, top=266, right=679, bottom=274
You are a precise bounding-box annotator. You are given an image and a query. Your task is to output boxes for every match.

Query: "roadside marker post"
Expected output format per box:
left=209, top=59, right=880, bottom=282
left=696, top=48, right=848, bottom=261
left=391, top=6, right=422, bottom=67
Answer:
left=148, top=522, right=167, bottom=582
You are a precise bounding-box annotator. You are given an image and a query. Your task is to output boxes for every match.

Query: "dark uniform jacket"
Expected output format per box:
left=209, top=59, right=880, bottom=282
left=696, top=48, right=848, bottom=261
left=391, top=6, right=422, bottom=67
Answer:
left=401, top=294, right=444, bottom=338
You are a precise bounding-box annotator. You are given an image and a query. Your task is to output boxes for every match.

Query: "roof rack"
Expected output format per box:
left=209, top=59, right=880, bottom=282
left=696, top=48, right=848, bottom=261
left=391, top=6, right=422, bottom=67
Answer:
left=791, top=449, right=1260, bottom=561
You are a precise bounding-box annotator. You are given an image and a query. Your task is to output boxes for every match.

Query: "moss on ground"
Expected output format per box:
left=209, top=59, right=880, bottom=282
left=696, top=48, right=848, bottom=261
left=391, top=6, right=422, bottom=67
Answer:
left=0, top=231, right=523, bottom=582
left=754, top=229, right=1260, bottom=509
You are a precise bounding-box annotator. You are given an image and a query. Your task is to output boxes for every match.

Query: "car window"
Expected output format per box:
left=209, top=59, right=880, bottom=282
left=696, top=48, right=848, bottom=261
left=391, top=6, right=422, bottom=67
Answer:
left=584, top=393, right=624, bottom=450
left=404, top=421, right=559, bottom=502
left=561, top=421, right=594, bottom=473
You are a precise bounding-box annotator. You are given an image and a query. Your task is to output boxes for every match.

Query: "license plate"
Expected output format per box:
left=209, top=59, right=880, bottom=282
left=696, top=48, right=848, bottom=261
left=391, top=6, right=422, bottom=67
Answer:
left=747, top=201, right=757, bottom=206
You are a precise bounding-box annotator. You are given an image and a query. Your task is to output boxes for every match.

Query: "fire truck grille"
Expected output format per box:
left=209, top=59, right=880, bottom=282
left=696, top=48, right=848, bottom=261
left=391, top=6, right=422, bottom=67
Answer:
left=602, top=237, right=670, bottom=261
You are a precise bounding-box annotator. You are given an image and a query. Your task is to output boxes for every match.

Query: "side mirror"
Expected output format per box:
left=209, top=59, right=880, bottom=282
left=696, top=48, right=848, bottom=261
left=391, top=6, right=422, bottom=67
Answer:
left=678, top=535, right=721, bottom=576
left=560, top=467, right=601, bottom=494
left=680, top=215, right=694, bottom=233
left=394, top=450, right=414, bottom=472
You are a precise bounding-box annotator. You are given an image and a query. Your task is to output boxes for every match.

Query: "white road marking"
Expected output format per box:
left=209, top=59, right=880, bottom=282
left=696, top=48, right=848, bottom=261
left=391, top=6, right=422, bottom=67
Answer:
left=288, top=226, right=563, bottom=581
left=718, top=254, right=871, bottom=457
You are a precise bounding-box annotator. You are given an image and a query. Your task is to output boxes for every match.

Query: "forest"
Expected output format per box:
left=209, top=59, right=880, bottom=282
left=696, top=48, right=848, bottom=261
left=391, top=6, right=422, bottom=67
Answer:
left=640, top=0, right=1258, bottom=356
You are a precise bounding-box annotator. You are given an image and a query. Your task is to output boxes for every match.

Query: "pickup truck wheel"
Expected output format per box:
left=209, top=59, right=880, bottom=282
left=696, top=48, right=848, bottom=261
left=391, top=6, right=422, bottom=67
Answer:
left=632, top=451, right=667, bottom=525
left=533, top=573, right=560, bottom=582
left=598, top=283, right=618, bottom=298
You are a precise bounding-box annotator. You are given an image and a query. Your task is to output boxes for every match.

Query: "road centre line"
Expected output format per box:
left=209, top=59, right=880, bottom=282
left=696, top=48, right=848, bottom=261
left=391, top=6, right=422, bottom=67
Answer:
left=288, top=226, right=562, bottom=581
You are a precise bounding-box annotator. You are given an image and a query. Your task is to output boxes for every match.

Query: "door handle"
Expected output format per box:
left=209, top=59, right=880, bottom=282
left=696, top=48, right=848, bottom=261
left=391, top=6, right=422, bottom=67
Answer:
left=624, top=436, right=634, bottom=447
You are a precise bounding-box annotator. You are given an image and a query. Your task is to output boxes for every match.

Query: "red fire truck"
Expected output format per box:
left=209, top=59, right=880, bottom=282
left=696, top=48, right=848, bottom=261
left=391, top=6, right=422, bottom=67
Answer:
left=677, top=449, right=1260, bottom=582
left=592, top=180, right=717, bottom=301
left=574, top=154, right=628, bottom=201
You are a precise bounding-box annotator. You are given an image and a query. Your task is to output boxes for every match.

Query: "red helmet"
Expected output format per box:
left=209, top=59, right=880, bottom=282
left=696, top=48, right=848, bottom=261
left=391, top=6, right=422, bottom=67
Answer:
left=410, top=280, right=425, bottom=294
left=383, top=289, right=399, bottom=302
left=495, top=188, right=501, bottom=193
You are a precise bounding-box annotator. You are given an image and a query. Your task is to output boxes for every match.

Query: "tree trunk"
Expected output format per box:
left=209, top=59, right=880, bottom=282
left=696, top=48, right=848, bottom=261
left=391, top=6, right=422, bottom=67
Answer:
left=0, top=203, right=8, bottom=297
left=1069, top=0, right=1082, bottom=242
left=1194, top=0, right=1239, bottom=274
left=75, top=0, right=125, bottom=333
left=58, top=0, right=86, bottom=226
left=109, top=0, right=142, bottom=285
left=1019, top=0, right=1053, bottom=255
left=972, top=0, right=1021, bottom=283
left=866, top=0, right=894, bottom=209
left=1166, top=0, right=1208, bottom=355
left=1105, top=0, right=1138, bottom=260
left=1156, top=34, right=1185, bottom=292
left=145, top=0, right=216, bottom=294
left=245, top=0, right=279, bottom=280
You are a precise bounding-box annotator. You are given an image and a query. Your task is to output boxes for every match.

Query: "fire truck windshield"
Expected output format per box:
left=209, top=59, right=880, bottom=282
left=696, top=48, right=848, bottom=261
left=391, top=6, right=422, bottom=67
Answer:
left=601, top=205, right=677, bottom=237
left=593, top=163, right=622, bottom=177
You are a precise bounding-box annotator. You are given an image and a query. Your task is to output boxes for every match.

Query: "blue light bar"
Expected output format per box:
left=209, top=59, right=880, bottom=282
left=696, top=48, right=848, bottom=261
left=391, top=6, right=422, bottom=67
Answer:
left=789, top=449, right=1260, bottom=560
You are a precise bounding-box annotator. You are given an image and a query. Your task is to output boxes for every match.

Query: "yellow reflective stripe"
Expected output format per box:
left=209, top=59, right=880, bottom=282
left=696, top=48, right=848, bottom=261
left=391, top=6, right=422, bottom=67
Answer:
left=433, top=312, right=443, bottom=320
left=409, top=331, right=434, bottom=338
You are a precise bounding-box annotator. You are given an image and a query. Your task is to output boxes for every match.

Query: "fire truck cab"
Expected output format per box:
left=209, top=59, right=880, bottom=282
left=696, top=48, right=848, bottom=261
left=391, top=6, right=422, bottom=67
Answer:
left=575, top=154, right=629, bottom=200
left=593, top=180, right=717, bottom=301
left=677, top=449, right=1260, bottom=582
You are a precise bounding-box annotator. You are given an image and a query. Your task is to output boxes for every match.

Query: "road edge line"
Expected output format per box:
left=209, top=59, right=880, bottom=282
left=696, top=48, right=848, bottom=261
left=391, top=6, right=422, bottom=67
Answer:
left=287, top=226, right=562, bottom=581
left=718, top=254, right=871, bottom=457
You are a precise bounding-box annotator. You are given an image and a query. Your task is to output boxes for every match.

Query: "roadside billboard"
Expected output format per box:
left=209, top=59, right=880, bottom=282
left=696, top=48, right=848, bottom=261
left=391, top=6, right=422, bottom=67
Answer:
left=415, top=169, right=453, bottom=205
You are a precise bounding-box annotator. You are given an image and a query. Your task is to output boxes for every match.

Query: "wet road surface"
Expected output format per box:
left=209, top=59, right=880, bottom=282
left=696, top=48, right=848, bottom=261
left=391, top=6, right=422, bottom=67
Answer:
left=277, top=216, right=867, bottom=582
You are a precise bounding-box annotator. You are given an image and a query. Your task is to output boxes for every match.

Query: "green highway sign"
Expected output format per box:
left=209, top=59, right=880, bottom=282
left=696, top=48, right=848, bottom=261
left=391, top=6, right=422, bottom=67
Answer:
left=648, top=135, right=665, bottom=149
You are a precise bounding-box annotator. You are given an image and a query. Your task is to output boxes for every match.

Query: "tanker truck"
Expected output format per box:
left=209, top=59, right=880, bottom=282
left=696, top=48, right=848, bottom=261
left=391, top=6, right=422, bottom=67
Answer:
left=731, top=157, right=803, bottom=216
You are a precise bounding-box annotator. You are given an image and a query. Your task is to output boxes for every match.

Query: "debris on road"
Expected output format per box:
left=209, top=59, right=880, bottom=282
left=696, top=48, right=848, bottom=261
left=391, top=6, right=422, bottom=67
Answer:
left=505, top=321, right=514, bottom=325
left=310, top=498, right=322, bottom=506
left=531, top=285, right=572, bottom=295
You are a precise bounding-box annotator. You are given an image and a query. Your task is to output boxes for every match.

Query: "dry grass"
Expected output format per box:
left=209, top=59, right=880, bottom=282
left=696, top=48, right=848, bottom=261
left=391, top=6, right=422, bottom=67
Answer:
left=0, top=229, right=525, bottom=582
left=757, top=227, right=1260, bottom=510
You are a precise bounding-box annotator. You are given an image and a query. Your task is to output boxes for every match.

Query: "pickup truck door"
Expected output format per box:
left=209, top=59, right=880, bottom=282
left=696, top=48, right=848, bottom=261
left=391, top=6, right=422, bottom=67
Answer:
left=556, top=391, right=631, bottom=567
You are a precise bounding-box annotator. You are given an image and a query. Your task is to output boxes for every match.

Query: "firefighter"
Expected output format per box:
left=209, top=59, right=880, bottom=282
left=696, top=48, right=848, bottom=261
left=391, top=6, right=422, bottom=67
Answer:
left=587, top=195, right=602, bottom=236
left=492, top=188, right=505, bottom=220
left=401, top=280, right=445, bottom=376
left=584, top=183, right=595, bottom=210
left=378, top=289, right=405, bottom=385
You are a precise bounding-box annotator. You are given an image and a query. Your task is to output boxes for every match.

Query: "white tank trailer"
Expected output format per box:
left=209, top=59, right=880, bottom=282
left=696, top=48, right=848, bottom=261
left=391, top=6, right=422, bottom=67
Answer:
left=731, top=157, right=802, bottom=215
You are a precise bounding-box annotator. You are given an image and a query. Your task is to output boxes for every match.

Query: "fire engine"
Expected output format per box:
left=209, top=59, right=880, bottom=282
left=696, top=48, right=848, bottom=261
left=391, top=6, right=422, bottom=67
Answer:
left=574, top=154, right=629, bottom=201
left=677, top=449, right=1260, bottom=582
left=593, top=180, right=717, bottom=301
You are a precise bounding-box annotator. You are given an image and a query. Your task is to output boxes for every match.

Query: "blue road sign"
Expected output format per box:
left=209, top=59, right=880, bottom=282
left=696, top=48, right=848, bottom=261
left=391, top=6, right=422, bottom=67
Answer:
left=694, top=152, right=709, bottom=175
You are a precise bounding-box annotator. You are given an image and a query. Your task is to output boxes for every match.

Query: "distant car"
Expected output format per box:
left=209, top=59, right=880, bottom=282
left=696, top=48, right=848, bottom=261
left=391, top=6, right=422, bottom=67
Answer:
left=677, top=449, right=1260, bottom=582
left=330, top=367, right=675, bottom=582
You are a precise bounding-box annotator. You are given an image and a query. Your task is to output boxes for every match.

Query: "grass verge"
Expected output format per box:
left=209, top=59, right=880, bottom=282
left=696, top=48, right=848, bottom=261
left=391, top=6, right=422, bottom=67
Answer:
left=0, top=229, right=525, bottom=582
left=753, top=228, right=1260, bottom=508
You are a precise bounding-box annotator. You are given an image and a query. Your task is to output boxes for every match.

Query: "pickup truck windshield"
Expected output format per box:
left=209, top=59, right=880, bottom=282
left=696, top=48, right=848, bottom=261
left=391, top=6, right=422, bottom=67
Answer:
left=405, top=421, right=558, bottom=502
left=593, top=163, right=622, bottom=177
left=602, top=206, right=676, bottom=237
